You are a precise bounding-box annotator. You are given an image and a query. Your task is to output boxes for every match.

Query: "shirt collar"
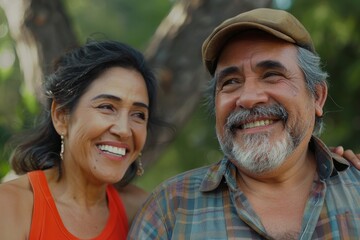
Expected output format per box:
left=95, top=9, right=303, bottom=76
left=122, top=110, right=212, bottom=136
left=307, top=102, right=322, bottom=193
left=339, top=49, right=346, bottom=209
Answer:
left=200, top=136, right=349, bottom=192
left=199, top=158, right=237, bottom=192
left=310, top=136, right=349, bottom=178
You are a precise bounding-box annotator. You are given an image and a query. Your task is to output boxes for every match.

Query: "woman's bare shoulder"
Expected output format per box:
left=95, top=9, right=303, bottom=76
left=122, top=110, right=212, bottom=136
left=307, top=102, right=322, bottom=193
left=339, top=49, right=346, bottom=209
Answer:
left=0, top=174, right=32, bottom=201
left=0, top=174, right=33, bottom=239
left=114, top=183, right=149, bottom=225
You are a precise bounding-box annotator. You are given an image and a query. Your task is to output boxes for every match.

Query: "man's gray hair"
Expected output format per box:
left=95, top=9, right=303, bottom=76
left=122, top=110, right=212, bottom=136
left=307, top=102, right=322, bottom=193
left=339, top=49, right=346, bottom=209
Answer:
left=297, top=47, right=329, bottom=135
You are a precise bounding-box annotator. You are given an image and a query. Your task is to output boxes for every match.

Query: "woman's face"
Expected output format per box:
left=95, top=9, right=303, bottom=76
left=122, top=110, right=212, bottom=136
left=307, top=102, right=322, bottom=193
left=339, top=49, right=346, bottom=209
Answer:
left=59, top=66, right=149, bottom=184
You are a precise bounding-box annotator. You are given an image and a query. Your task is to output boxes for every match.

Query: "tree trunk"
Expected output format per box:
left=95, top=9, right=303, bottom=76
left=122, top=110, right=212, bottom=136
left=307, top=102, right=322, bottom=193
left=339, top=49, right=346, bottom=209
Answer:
left=143, top=0, right=272, bottom=166
left=0, top=0, right=77, bottom=101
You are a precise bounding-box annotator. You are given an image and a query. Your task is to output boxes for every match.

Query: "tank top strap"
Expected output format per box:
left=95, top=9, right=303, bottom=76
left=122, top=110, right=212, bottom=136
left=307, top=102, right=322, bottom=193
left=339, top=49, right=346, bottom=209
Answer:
left=27, top=170, right=53, bottom=238
left=106, top=184, right=129, bottom=237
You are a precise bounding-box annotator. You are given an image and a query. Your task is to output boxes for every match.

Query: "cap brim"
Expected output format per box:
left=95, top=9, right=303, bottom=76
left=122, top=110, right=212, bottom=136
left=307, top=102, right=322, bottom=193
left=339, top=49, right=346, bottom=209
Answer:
left=203, top=22, right=296, bottom=75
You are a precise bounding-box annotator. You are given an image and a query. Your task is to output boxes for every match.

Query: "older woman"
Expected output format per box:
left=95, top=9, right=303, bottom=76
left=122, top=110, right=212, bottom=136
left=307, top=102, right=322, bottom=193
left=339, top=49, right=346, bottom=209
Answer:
left=0, top=40, right=162, bottom=239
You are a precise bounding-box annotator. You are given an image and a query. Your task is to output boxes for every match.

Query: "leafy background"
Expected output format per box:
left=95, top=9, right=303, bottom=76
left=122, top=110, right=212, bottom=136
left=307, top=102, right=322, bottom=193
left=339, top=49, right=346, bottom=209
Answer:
left=0, top=0, right=359, bottom=191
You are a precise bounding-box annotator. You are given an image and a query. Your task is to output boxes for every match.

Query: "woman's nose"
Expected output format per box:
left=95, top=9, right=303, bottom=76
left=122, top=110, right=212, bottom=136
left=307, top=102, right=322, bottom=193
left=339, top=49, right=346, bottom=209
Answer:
left=109, top=116, right=132, bottom=139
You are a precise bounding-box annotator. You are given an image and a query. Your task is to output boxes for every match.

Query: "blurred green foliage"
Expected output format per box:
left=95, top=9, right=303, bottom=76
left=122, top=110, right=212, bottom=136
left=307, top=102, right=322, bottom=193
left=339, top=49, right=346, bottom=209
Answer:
left=0, top=4, right=55, bottom=176
left=63, top=0, right=172, bottom=50
left=137, top=104, right=222, bottom=190
left=0, top=0, right=359, bottom=191
left=288, top=0, right=360, bottom=152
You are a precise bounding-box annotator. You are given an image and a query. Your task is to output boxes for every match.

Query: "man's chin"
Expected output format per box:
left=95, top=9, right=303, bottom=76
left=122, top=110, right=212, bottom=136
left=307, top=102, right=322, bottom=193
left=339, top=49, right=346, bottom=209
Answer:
left=230, top=138, right=291, bottom=173
left=230, top=156, right=278, bottom=174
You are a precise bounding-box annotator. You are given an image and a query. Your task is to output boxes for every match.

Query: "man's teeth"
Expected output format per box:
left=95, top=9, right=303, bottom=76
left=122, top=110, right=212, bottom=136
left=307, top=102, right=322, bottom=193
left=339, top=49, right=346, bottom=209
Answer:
left=242, top=120, right=273, bottom=129
left=98, top=145, right=126, bottom=156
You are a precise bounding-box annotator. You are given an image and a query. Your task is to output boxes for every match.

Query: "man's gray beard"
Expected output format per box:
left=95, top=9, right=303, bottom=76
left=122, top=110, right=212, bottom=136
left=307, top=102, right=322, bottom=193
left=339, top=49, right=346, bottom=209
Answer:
left=225, top=131, right=294, bottom=173
left=217, top=104, right=304, bottom=174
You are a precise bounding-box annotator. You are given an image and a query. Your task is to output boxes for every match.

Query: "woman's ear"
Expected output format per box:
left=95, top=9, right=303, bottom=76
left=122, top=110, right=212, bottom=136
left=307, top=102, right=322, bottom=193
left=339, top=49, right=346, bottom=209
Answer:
left=51, top=100, right=68, bottom=136
left=314, top=83, right=328, bottom=117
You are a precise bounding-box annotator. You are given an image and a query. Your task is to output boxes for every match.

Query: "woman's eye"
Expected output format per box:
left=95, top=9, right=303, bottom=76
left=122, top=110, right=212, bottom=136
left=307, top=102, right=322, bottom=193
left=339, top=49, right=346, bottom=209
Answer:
left=98, top=104, right=114, bottom=111
left=134, top=112, right=146, bottom=120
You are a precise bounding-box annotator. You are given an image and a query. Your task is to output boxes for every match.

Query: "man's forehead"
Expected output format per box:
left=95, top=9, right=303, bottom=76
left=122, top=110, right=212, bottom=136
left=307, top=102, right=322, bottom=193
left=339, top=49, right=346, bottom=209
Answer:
left=222, top=31, right=295, bottom=54
left=215, top=36, right=297, bottom=74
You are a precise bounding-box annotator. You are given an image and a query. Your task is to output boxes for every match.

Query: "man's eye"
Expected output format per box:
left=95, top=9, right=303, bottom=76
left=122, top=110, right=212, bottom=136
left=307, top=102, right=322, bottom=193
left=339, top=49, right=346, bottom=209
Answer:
left=263, top=72, right=281, bottom=78
left=221, top=78, right=240, bottom=88
left=216, top=78, right=241, bottom=93
left=224, top=78, right=237, bottom=85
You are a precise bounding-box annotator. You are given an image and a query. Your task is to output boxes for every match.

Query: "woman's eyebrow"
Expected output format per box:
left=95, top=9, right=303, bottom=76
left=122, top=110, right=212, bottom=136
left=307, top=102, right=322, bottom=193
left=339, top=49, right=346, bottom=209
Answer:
left=91, top=94, right=148, bottom=109
left=91, top=94, right=121, bottom=102
left=133, top=102, right=149, bottom=109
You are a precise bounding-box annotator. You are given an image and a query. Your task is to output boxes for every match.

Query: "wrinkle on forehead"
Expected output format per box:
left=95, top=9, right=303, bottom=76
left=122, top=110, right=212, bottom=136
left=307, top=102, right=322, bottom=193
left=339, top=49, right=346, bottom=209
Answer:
left=216, top=32, right=299, bottom=76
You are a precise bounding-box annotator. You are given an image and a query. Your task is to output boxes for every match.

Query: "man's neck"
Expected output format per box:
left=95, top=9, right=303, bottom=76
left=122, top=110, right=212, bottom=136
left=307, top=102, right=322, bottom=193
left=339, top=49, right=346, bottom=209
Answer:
left=236, top=149, right=318, bottom=238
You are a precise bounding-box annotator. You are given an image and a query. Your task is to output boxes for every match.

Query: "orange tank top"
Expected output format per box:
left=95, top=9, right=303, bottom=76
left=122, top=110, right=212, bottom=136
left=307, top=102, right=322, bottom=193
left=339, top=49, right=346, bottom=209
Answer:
left=28, top=170, right=128, bottom=239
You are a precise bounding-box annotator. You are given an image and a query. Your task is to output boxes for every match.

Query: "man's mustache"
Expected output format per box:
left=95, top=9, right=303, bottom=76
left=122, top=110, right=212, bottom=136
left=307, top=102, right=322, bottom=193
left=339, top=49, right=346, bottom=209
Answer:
left=225, top=104, right=288, bottom=134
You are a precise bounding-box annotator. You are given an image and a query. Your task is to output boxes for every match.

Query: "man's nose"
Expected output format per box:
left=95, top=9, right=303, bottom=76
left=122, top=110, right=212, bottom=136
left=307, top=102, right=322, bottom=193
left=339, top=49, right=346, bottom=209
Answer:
left=235, top=80, right=268, bottom=109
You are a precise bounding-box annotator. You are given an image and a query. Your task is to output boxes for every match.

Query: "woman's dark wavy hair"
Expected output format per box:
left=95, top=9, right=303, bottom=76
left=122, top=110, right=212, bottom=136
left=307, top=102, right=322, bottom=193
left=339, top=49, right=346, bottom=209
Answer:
left=10, top=39, right=160, bottom=187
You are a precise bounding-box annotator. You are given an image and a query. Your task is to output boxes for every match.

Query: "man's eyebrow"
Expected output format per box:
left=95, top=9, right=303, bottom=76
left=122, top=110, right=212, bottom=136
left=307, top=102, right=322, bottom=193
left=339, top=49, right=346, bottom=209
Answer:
left=256, top=60, right=287, bottom=71
left=91, top=94, right=149, bottom=109
left=214, top=66, right=242, bottom=82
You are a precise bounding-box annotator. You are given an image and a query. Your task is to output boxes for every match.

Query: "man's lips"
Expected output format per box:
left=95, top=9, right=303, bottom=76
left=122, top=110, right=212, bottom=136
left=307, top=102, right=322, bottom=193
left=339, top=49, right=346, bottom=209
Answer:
left=241, top=119, right=274, bottom=129
left=229, top=118, right=281, bottom=134
left=226, top=104, right=288, bottom=133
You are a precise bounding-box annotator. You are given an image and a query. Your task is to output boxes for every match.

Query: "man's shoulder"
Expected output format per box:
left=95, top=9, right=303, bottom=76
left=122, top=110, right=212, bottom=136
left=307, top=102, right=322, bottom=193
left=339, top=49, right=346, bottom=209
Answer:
left=327, top=164, right=360, bottom=195
left=158, top=164, right=213, bottom=189
left=337, top=164, right=360, bottom=181
left=148, top=163, right=222, bottom=201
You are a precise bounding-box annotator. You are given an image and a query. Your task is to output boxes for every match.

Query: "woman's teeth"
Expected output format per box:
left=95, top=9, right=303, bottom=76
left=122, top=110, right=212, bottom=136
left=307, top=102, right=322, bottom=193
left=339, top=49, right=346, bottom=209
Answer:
left=98, top=145, right=126, bottom=156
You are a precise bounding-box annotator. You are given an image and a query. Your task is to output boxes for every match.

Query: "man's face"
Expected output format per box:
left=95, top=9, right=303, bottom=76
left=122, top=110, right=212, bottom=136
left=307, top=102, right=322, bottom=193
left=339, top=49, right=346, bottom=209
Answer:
left=214, top=31, right=325, bottom=174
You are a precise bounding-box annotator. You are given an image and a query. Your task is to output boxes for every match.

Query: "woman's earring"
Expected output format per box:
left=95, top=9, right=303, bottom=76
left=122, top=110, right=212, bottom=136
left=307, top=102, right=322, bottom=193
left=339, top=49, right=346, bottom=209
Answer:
left=60, top=135, right=64, bottom=160
left=136, top=152, right=144, bottom=176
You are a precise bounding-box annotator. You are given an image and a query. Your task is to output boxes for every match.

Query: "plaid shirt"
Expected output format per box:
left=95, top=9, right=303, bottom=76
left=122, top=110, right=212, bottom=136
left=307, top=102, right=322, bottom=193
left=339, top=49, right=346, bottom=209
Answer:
left=128, top=137, right=360, bottom=239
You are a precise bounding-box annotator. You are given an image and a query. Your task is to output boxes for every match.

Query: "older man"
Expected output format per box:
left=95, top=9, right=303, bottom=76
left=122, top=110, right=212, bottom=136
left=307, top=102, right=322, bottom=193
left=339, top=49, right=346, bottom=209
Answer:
left=129, top=8, right=360, bottom=239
